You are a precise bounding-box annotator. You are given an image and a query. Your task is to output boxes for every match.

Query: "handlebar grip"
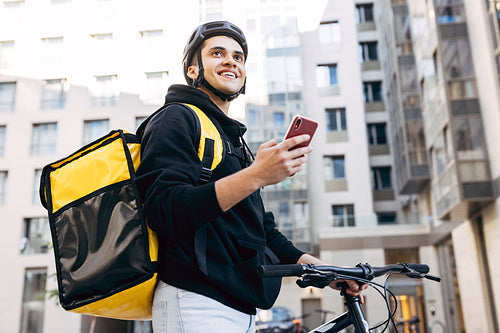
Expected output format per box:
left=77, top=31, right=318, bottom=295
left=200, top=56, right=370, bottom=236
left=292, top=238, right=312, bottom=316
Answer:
left=406, top=264, right=429, bottom=274
left=258, top=264, right=304, bottom=278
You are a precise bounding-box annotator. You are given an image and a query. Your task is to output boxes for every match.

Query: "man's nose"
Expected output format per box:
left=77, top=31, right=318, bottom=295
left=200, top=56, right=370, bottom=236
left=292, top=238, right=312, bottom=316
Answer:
left=223, top=56, right=237, bottom=66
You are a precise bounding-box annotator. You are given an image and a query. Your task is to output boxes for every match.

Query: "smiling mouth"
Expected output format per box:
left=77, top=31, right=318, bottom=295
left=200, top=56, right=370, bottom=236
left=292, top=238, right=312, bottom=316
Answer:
left=220, top=71, right=237, bottom=79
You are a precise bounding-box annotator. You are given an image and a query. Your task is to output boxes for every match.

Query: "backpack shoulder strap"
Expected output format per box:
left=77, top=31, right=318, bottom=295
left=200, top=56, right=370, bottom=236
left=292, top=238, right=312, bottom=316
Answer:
left=136, top=102, right=224, bottom=184
left=184, top=103, right=224, bottom=183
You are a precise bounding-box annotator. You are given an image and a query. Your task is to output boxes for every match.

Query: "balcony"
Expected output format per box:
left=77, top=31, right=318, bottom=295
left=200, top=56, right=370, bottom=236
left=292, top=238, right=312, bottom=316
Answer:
left=433, top=160, right=494, bottom=221
left=361, top=60, right=381, bottom=71
left=365, top=101, right=385, bottom=112
left=261, top=189, right=308, bottom=201
left=319, top=223, right=431, bottom=251
left=369, top=144, right=390, bottom=156
left=372, top=189, right=395, bottom=201
left=357, top=21, right=376, bottom=32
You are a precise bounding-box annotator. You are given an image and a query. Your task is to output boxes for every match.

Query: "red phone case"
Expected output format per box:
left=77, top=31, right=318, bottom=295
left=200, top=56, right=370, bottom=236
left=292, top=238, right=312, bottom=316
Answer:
left=283, top=115, right=318, bottom=149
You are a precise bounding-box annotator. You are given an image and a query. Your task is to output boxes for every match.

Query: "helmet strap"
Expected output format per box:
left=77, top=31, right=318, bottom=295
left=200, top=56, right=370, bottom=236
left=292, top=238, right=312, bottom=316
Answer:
left=192, top=48, right=246, bottom=102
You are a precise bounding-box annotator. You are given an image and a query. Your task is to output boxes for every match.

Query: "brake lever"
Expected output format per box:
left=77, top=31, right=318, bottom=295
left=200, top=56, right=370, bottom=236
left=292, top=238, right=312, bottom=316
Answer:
left=405, top=271, right=441, bottom=283
left=424, top=274, right=441, bottom=282
left=296, top=272, right=338, bottom=289
left=406, top=272, right=424, bottom=279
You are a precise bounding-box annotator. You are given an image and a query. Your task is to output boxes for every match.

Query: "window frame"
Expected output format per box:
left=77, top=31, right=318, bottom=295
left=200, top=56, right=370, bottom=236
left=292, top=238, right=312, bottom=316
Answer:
left=332, top=204, right=355, bottom=227
left=31, top=122, right=57, bottom=156
left=371, top=166, right=393, bottom=190
left=316, top=63, right=338, bottom=87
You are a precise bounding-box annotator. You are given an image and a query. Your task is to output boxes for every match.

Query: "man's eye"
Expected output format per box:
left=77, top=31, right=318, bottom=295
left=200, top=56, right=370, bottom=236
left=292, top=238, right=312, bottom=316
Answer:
left=213, top=51, right=222, bottom=56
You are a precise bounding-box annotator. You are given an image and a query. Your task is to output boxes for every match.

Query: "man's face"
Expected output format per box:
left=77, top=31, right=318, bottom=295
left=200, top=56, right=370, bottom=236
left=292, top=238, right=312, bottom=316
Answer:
left=189, top=35, right=246, bottom=96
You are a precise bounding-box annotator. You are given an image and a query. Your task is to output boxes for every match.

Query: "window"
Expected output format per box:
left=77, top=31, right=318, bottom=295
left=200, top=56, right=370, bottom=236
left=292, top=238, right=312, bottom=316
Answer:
left=0, top=81, right=16, bottom=112
left=247, top=19, right=256, bottom=32
left=326, top=108, right=346, bottom=131
left=140, top=29, right=164, bottom=63
left=3, top=0, right=25, bottom=7
left=91, top=75, right=118, bottom=107
left=377, top=212, right=397, bottom=225
left=442, top=40, right=473, bottom=79
left=432, top=126, right=452, bottom=175
left=363, top=81, right=383, bottom=102
left=32, top=169, right=41, bottom=205
left=20, top=217, right=50, bottom=255
left=248, top=109, right=259, bottom=126
left=0, top=125, right=5, bottom=156
left=316, top=64, right=338, bottom=87
left=318, top=21, right=341, bottom=44
left=41, top=36, right=63, bottom=64
left=454, top=117, right=485, bottom=156
left=139, top=29, right=163, bottom=38
left=294, top=202, right=309, bottom=227
left=83, top=119, right=109, bottom=145
left=356, top=3, right=374, bottom=23
left=367, top=123, right=387, bottom=145
left=90, top=32, right=112, bottom=41
left=142, top=71, right=169, bottom=105
left=90, top=33, right=113, bottom=55
left=0, top=171, right=7, bottom=205
left=324, top=155, right=345, bottom=180
left=20, top=268, right=46, bottom=333
left=437, top=5, right=465, bottom=24
left=31, top=123, right=57, bottom=156
left=0, top=40, right=15, bottom=68
left=41, top=78, right=66, bottom=109
left=332, top=204, right=355, bottom=227
left=273, top=112, right=285, bottom=128
left=359, top=41, right=378, bottom=62
left=371, top=166, right=392, bottom=190
left=278, top=202, right=290, bottom=218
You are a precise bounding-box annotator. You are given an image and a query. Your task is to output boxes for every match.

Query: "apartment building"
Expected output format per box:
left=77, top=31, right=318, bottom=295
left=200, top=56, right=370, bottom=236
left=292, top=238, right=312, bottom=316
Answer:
left=400, top=0, right=500, bottom=331
left=289, top=0, right=499, bottom=332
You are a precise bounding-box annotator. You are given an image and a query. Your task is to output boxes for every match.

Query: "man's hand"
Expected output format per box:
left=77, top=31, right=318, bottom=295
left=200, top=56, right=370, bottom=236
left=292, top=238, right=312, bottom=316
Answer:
left=214, top=134, right=312, bottom=212
left=329, top=280, right=369, bottom=304
left=250, top=134, right=312, bottom=187
left=297, top=254, right=369, bottom=303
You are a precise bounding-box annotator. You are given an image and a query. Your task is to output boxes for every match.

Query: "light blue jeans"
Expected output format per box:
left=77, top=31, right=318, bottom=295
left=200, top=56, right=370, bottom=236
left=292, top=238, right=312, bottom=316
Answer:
left=152, top=281, right=256, bottom=333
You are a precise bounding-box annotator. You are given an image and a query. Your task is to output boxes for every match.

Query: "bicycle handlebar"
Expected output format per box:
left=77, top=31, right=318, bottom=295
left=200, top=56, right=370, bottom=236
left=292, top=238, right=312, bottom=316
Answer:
left=258, top=262, right=438, bottom=282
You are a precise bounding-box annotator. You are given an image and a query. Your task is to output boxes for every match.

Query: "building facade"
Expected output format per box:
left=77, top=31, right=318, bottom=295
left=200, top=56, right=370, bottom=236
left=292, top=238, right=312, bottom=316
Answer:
left=289, top=0, right=500, bottom=332
left=1, top=0, right=500, bottom=332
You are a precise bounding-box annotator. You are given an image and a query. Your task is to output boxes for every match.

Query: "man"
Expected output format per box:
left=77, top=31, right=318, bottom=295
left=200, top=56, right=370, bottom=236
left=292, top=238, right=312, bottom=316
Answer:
left=136, top=21, right=366, bottom=332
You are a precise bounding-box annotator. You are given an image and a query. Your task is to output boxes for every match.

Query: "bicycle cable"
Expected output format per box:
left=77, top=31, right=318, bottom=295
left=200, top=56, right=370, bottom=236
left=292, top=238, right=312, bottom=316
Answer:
left=334, top=274, right=398, bottom=332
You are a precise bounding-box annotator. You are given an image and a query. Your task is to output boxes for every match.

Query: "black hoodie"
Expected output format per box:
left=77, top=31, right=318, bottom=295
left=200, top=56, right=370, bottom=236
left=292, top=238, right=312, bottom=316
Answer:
left=136, top=84, right=304, bottom=314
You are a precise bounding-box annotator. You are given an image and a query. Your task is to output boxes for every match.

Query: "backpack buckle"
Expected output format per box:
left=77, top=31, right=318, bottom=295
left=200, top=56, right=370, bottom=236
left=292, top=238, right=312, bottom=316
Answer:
left=200, top=166, right=212, bottom=183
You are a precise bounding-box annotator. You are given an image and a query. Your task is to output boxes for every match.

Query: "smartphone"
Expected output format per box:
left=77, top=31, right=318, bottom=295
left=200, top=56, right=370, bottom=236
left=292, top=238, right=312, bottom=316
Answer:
left=283, top=115, right=318, bottom=149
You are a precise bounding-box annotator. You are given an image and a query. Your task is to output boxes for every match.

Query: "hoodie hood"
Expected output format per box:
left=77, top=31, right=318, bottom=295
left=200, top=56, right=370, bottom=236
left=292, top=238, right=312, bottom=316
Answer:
left=164, top=84, right=247, bottom=140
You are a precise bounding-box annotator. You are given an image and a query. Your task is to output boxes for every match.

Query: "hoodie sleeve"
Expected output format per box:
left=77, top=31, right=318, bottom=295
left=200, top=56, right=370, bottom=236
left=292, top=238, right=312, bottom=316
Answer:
left=135, top=104, right=224, bottom=236
left=263, top=211, right=305, bottom=264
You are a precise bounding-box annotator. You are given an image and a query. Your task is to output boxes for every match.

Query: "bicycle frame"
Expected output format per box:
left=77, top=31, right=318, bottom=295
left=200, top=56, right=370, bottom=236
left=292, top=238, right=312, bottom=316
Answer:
left=307, top=284, right=369, bottom=333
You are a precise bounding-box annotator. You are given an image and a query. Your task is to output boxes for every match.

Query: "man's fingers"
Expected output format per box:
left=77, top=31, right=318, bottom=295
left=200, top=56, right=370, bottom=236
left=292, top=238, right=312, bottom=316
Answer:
left=282, top=134, right=310, bottom=150
left=260, top=139, right=278, bottom=149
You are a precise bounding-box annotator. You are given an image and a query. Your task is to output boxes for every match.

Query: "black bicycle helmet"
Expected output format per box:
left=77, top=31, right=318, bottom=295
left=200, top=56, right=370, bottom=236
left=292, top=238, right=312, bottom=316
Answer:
left=182, top=21, right=248, bottom=101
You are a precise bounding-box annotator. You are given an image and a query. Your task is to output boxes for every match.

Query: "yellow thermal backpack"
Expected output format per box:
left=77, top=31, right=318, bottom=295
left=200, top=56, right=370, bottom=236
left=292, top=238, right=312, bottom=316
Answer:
left=39, top=103, right=223, bottom=320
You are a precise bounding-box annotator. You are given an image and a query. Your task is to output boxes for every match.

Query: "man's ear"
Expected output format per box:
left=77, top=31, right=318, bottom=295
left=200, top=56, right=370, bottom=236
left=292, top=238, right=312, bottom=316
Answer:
left=187, top=65, right=198, bottom=81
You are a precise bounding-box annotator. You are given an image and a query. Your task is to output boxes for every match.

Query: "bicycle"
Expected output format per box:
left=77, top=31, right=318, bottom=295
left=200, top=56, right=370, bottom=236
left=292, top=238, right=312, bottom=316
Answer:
left=258, top=262, right=441, bottom=333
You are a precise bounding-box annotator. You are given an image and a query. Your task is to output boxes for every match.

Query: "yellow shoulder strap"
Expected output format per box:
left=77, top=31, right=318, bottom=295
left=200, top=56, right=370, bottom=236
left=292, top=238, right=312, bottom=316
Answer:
left=184, top=103, right=223, bottom=171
